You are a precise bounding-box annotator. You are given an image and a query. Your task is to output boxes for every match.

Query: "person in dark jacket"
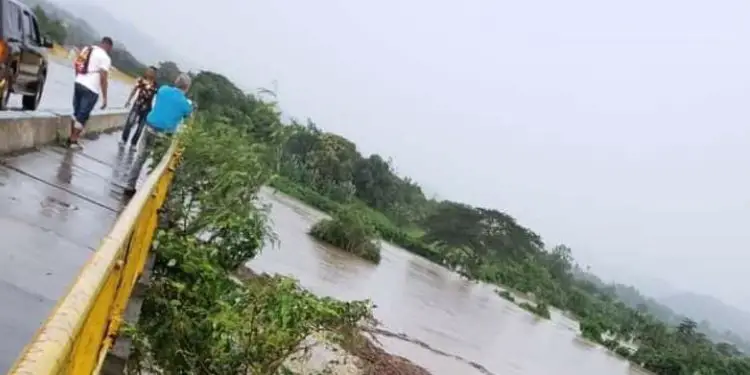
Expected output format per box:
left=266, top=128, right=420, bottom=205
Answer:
left=121, top=66, right=158, bottom=149
left=124, top=73, right=193, bottom=196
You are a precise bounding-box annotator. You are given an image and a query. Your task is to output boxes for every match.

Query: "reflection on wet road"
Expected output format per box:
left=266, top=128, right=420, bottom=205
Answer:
left=0, top=132, right=139, bottom=373
left=250, top=188, right=653, bottom=375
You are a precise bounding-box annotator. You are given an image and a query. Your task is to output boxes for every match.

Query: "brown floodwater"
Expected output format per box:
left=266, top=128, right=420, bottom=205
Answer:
left=248, top=188, right=652, bottom=375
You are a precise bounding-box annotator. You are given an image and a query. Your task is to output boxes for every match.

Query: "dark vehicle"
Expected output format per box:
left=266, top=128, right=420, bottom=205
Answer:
left=0, top=0, right=53, bottom=110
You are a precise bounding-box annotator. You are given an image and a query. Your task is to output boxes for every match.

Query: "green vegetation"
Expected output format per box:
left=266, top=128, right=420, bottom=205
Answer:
left=310, top=206, right=381, bottom=263
left=108, top=49, right=147, bottom=78
left=114, top=55, right=750, bottom=373
left=33, top=6, right=66, bottom=44
left=270, top=176, right=442, bottom=264
left=518, top=301, right=551, bottom=319
left=496, top=290, right=516, bottom=303
left=153, top=61, right=182, bottom=86
left=271, top=104, right=750, bottom=373
left=126, top=70, right=379, bottom=374
left=31, top=2, right=149, bottom=77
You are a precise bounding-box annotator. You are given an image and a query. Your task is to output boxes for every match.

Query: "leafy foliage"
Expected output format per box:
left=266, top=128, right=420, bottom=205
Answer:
left=30, top=1, right=148, bottom=77
left=310, top=206, right=382, bottom=263
left=129, top=73, right=373, bottom=375
left=108, top=48, right=147, bottom=78
left=518, top=301, right=551, bottom=319
left=123, top=55, right=750, bottom=375
left=154, top=61, right=181, bottom=87
left=33, top=6, right=66, bottom=43
left=273, top=99, right=750, bottom=374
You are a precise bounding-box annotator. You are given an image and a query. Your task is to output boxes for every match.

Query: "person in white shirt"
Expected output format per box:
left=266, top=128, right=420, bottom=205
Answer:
left=68, top=37, right=113, bottom=149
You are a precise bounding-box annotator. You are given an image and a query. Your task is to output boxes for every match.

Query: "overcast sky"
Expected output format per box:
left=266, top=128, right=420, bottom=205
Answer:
left=56, top=0, right=750, bottom=309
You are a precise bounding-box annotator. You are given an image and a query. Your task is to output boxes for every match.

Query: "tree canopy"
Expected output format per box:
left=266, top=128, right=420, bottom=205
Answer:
left=129, top=54, right=750, bottom=375
left=32, top=3, right=148, bottom=78
left=33, top=6, right=66, bottom=44
left=256, top=72, right=750, bottom=373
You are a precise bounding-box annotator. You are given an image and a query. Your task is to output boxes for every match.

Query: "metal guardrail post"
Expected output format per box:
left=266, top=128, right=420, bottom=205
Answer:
left=8, top=141, right=181, bottom=375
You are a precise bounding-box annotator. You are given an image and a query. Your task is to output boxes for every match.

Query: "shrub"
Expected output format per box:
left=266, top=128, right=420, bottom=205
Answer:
left=579, top=318, right=605, bottom=341
left=130, top=114, right=374, bottom=374
left=310, top=206, right=382, bottom=263
left=496, top=289, right=516, bottom=303
left=269, top=178, right=445, bottom=264
left=519, top=301, right=551, bottom=319
left=269, top=177, right=342, bottom=214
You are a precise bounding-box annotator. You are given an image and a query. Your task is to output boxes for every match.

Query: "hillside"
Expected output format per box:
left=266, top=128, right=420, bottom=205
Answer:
left=25, top=0, right=750, bottom=365
left=22, top=0, right=96, bottom=44
left=23, top=0, right=148, bottom=77
left=661, top=292, right=750, bottom=341
left=571, top=266, right=750, bottom=352
left=50, top=1, right=175, bottom=66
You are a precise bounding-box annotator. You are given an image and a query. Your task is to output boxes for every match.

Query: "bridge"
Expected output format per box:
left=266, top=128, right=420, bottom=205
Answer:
left=0, top=41, right=167, bottom=374
left=0, top=108, right=175, bottom=374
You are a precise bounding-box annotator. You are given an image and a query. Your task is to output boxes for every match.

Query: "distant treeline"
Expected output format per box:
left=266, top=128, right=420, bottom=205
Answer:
left=33, top=5, right=147, bottom=78
left=575, top=269, right=750, bottom=353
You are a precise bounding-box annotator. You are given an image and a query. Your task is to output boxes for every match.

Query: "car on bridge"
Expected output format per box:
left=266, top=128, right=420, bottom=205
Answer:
left=0, top=0, right=53, bottom=111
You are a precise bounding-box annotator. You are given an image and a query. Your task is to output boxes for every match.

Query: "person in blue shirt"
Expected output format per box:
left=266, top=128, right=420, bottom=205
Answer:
left=124, top=73, right=193, bottom=196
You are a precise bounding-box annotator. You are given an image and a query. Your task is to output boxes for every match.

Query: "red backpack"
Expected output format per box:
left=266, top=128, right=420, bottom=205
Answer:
left=73, top=46, right=93, bottom=75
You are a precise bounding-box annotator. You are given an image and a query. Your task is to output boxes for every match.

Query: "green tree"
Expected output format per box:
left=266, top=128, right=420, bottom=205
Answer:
left=33, top=6, right=67, bottom=44
left=129, top=75, right=375, bottom=375
left=155, top=61, right=182, bottom=86
left=310, top=206, right=381, bottom=263
left=153, top=58, right=750, bottom=375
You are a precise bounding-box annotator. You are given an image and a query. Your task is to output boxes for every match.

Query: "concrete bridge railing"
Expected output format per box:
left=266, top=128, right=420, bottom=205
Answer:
left=0, top=109, right=130, bottom=155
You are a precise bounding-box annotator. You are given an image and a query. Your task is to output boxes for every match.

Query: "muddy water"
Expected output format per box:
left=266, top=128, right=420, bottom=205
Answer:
left=248, top=188, right=651, bottom=375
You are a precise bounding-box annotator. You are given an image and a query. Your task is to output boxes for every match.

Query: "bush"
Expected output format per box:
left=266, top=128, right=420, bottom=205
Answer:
left=519, top=301, right=551, bottom=319
left=270, top=177, right=342, bottom=214
left=496, top=289, right=516, bottom=303
left=130, top=113, right=374, bottom=374
left=159, top=116, right=273, bottom=270
left=310, top=206, right=382, bottom=263
left=579, top=318, right=605, bottom=341
left=271, top=178, right=444, bottom=264
left=133, top=235, right=372, bottom=375
left=613, top=345, right=633, bottom=359
left=373, top=223, right=442, bottom=263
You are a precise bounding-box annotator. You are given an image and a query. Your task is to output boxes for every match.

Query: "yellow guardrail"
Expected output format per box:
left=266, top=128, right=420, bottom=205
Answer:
left=8, top=141, right=181, bottom=375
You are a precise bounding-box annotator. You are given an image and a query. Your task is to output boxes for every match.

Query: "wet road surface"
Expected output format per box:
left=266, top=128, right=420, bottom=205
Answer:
left=0, top=132, right=142, bottom=373
left=7, top=57, right=132, bottom=114
left=250, top=188, right=654, bottom=375
left=0, top=57, right=134, bottom=373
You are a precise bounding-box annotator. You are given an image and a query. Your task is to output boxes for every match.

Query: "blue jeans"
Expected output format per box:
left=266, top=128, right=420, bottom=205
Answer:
left=72, top=83, right=98, bottom=126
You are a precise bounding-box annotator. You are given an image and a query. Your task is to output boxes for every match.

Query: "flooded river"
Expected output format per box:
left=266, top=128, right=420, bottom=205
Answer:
left=248, top=188, right=652, bottom=375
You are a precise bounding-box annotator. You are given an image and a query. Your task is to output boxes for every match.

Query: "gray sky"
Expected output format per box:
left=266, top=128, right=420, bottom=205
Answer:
left=58, top=0, right=750, bottom=309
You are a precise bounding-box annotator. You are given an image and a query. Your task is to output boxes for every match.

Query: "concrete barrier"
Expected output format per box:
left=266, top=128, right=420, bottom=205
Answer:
left=0, top=108, right=129, bottom=155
